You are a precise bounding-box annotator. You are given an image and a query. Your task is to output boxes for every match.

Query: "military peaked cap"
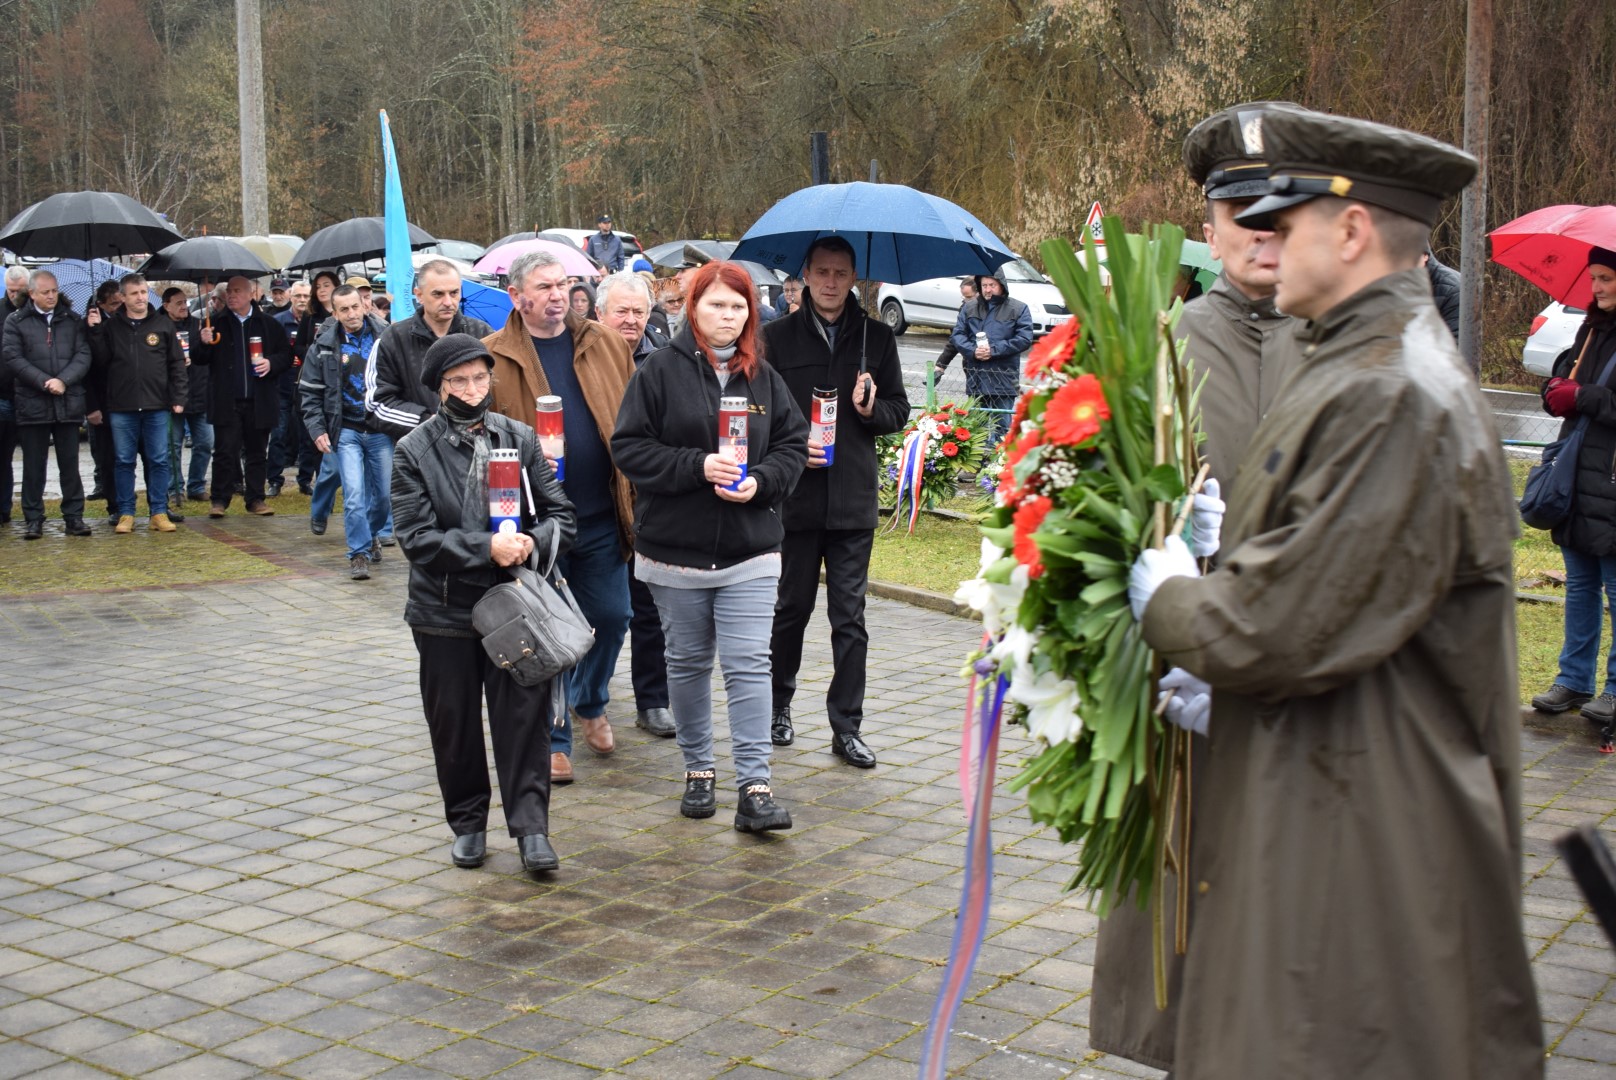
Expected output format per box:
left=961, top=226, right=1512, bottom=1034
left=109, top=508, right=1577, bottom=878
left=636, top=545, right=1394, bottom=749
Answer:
left=1183, top=101, right=1303, bottom=199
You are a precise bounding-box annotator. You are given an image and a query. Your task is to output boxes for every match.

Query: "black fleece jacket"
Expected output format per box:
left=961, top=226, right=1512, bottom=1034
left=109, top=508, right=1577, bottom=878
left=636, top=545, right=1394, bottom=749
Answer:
left=611, top=327, right=808, bottom=570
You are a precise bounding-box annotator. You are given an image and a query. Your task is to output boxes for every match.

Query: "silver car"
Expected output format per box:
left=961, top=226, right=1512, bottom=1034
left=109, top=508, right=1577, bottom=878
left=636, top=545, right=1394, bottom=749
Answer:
left=876, top=258, right=1071, bottom=337
left=1522, top=301, right=1584, bottom=377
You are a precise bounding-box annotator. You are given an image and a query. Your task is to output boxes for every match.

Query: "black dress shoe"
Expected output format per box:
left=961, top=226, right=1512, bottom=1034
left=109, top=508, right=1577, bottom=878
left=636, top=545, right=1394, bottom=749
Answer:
left=64, top=518, right=92, bottom=537
left=519, top=833, right=559, bottom=872
left=451, top=832, right=486, bottom=868
left=771, top=705, right=794, bottom=746
left=166, top=508, right=186, bottom=523
left=23, top=519, right=43, bottom=540
left=832, top=732, right=877, bottom=769
left=267, top=479, right=283, bottom=497
left=297, top=481, right=314, bottom=496
left=636, top=707, right=677, bottom=737
left=85, top=487, right=105, bottom=501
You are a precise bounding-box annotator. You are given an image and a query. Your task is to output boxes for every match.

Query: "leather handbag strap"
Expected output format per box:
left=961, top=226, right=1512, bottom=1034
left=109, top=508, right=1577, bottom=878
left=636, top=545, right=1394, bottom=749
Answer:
left=1570, top=331, right=1596, bottom=383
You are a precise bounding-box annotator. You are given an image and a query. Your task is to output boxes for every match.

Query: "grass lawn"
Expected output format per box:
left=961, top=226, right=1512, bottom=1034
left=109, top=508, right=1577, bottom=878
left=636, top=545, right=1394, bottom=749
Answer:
left=874, top=466, right=1574, bottom=706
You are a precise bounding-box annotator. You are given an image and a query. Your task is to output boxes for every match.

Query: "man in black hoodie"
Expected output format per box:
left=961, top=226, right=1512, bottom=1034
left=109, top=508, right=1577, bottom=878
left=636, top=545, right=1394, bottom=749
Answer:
left=762, top=237, right=910, bottom=768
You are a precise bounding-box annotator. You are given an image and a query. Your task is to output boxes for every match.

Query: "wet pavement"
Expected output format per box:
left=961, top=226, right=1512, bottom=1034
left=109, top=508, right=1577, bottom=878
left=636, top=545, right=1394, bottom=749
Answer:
left=0, top=513, right=1613, bottom=1078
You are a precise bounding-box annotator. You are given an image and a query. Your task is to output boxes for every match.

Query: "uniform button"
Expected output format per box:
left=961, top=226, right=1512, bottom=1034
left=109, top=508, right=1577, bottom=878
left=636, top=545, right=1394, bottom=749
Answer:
left=1198, top=881, right=1210, bottom=895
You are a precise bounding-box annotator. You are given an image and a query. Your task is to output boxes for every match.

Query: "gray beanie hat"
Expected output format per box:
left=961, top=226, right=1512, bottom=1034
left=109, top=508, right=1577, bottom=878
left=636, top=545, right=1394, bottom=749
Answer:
left=421, top=333, right=494, bottom=391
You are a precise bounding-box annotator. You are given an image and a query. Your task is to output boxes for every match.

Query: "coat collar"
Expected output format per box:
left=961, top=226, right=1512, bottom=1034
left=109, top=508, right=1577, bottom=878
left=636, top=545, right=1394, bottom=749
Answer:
left=1207, top=272, right=1284, bottom=324
left=1301, top=269, right=1430, bottom=347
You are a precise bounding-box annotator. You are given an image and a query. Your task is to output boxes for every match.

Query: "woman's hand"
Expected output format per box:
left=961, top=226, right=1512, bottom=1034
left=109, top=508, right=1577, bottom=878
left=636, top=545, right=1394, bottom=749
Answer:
left=714, top=477, right=758, bottom=503
left=490, top=531, right=534, bottom=567
left=703, top=453, right=742, bottom=486
left=1546, top=378, right=1580, bottom=417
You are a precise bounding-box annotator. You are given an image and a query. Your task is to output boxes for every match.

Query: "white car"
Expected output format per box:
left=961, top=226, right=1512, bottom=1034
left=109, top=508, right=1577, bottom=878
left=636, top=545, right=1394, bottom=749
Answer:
left=543, top=227, right=645, bottom=267
left=1523, top=302, right=1585, bottom=377
left=876, top=258, right=1072, bottom=337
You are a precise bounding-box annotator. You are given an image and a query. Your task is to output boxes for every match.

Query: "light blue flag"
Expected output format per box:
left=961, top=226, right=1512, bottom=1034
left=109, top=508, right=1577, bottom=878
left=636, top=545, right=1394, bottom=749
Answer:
left=380, top=109, right=415, bottom=322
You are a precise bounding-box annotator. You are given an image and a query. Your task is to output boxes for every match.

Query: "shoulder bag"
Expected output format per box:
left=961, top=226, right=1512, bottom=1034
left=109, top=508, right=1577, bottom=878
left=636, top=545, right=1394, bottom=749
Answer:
left=471, top=523, right=595, bottom=689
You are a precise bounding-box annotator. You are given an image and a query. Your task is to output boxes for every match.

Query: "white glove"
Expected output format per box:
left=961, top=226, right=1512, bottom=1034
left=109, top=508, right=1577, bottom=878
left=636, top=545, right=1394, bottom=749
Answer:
left=1157, top=667, right=1211, bottom=736
left=1189, top=478, right=1225, bottom=559
left=1129, top=535, right=1200, bottom=621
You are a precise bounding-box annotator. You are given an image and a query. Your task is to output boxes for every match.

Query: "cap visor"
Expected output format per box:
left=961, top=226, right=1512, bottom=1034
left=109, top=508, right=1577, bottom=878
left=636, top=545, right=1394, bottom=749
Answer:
left=1234, top=191, right=1317, bottom=230
left=1207, top=178, right=1275, bottom=200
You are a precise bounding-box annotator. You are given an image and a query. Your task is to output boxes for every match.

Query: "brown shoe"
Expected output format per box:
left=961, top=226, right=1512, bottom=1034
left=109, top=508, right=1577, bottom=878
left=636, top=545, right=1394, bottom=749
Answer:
left=579, top=713, right=615, bottom=755
left=113, top=515, right=134, bottom=534
left=149, top=513, right=177, bottom=533
left=209, top=503, right=227, bottom=518
left=246, top=502, right=275, bottom=516
left=550, top=752, right=574, bottom=785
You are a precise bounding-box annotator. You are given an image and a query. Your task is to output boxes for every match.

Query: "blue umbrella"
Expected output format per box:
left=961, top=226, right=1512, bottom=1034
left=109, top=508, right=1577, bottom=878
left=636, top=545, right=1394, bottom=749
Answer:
left=38, top=259, right=158, bottom=315
left=731, top=182, right=1015, bottom=284
left=460, top=277, right=513, bottom=326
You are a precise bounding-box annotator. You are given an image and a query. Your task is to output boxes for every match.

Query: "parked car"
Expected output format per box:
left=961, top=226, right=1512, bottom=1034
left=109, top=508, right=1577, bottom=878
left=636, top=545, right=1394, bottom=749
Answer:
left=876, top=257, right=1071, bottom=336
left=543, top=227, right=645, bottom=268
left=424, top=239, right=487, bottom=264
left=1522, top=301, right=1585, bottom=377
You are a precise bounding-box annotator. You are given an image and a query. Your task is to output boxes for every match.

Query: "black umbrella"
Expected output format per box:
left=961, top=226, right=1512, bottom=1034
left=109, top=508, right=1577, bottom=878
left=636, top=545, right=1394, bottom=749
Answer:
left=286, top=216, right=435, bottom=272
left=0, top=190, right=184, bottom=260
left=643, top=239, right=734, bottom=270
left=137, top=236, right=273, bottom=283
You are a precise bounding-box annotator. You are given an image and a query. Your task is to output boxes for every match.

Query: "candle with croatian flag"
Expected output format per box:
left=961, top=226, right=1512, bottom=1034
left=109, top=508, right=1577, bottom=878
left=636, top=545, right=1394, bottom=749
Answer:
left=488, top=448, right=521, bottom=534
left=535, top=395, right=564, bottom=482
left=811, top=387, right=837, bottom=466
left=718, top=396, right=749, bottom=491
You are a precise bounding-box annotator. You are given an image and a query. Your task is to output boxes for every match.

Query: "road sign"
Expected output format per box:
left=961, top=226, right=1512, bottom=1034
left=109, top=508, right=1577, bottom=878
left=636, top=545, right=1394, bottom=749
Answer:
left=1084, top=202, right=1106, bottom=247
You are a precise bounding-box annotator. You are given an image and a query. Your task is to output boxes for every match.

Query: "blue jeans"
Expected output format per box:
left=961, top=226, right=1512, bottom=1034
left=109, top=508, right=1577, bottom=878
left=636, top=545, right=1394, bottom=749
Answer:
left=335, top=426, right=393, bottom=558
left=110, top=410, right=172, bottom=517
left=552, top=513, right=630, bottom=755
left=168, top=414, right=214, bottom=499
left=1557, top=546, right=1616, bottom=696
left=310, top=450, right=340, bottom=523
left=649, top=572, right=779, bottom=789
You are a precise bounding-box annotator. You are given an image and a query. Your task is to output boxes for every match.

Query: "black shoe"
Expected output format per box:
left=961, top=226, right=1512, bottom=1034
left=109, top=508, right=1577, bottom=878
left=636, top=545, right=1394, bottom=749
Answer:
left=267, top=479, right=283, bottom=497
left=378, top=534, right=396, bottom=547
left=636, top=708, right=677, bottom=737
left=187, top=490, right=207, bottom=503
left=832, top=732, right=877, bottom=769
left=85, top=487, right=105, bottom=501
left=734, top=782, right=792, bottom=833
left=680, top=770, right=716, bottom=819
left=297, top=481, right=314, bottom=496
left=771, top=705, right=794, bottom=746
left=451, top=832, right=486, bottom=868
left=349, top=553, right=370, bottom=580
left=64, top=518, right=92, bottom=537
left=311, top=517, right=327, bottom=535
left=1532, top=684, right=1593, bottom=714
left=23, top=519, right=43, bottom=540
left=519, top=833, right=559, bottom=872
left=166, top=508, right=186, bottom=523
left=369, top=537, right=382, bottom=563
left=1583, top=693, right=1616, bottom=724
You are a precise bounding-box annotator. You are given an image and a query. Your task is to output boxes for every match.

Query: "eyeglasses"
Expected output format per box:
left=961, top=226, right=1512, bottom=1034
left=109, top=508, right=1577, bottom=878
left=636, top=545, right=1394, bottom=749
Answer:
left=443, top=371, right=493, bottom=392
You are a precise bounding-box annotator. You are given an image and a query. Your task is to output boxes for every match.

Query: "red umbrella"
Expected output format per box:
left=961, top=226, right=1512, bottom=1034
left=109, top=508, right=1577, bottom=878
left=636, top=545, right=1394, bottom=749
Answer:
left=1490, top=204, right=1616, bottom=309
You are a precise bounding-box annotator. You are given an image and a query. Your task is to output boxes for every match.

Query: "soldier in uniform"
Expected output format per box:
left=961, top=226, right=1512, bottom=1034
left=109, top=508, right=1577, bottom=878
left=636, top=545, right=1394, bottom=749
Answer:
left=1089, top=100, right=1303, bottom=1075
left=1126, top=109, right=1543, bottom=1079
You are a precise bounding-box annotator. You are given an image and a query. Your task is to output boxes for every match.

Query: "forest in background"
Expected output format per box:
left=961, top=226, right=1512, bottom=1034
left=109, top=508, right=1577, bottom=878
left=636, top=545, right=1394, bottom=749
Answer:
left=1, top=0, right=1612, bottom=381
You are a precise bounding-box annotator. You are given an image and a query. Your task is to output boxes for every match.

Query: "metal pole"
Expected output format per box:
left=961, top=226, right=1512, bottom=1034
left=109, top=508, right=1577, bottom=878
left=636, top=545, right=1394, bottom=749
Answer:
left=810, top=132, right=829, bottom=186
left=869, top=159, right=878, bottom=184
left=1457, top=0, right=1492, bottom=375
left=236, top=0, right=269, bottom=236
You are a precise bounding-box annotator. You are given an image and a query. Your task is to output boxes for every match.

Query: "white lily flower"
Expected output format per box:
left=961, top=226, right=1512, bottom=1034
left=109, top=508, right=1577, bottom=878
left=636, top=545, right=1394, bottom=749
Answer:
left=1007, top=668, right=1084, bottom=745
left=954, top=562, right=1028, bottom=636
left=989, top=623, right=1036, bottom=674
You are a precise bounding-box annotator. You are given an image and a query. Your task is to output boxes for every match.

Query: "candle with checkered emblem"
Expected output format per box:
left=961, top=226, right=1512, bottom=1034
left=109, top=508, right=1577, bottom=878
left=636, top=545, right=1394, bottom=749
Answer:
left=488, top=448, right=521, bottom=534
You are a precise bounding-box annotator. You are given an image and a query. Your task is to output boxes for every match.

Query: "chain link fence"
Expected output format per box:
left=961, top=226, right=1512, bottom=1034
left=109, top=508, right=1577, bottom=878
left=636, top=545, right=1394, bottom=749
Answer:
left=1484, top=388, right=1560, bottom=450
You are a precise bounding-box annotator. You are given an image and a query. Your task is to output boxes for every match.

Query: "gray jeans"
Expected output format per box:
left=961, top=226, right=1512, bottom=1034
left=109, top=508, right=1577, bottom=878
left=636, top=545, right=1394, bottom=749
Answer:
left=648, top=574, right=778, bottom=789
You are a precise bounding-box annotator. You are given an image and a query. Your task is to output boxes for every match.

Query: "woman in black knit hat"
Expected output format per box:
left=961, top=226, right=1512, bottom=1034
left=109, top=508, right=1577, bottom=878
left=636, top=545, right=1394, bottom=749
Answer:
left=391, top=333, right=577, bottom=871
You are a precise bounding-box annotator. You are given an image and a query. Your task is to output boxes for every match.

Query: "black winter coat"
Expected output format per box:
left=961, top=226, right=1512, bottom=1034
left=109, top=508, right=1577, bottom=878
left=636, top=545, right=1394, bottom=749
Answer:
left=192, top=305, right=292, bottom=430
left=611, top=327, right=809, bottom=569
left=0, top=292, right=25, bottom=400
left=760, top=299, right=910, bottom=531
left=3, top=305, right=91, bottom=425
left=1547, top=310, right=1616, bottom=556
left=89, top=309, right=187, bottom=413
left=367, top=309, right=493, bottom=439
left=1426, top=256, right=1462, bottom=340
left=170, top=313, right=209, bottom=414
left=392, top=410, right=576, bottom=634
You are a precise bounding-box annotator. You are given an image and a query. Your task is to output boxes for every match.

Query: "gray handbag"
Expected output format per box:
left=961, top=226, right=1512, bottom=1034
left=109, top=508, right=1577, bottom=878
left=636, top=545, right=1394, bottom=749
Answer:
left=472, top=525, right=595, bottom=689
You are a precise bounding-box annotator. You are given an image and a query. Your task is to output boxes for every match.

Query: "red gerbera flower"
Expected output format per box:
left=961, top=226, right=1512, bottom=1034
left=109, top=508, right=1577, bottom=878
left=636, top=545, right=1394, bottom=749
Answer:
left=953, top=406, right=969, bottom=416
left=1012, top=495, right=1053, bottom=578
left=1044, top=373, right=1110, bottom=446
left=941, top=441, right=959, bottom=458
left=954, top=426, right=971, bottom=441
left=1026, top=319, right=1081, bottom=378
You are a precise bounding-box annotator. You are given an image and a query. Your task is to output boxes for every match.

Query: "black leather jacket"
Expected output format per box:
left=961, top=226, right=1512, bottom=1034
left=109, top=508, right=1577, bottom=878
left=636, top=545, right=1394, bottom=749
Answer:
left=391, top=409, right=576, bottom=634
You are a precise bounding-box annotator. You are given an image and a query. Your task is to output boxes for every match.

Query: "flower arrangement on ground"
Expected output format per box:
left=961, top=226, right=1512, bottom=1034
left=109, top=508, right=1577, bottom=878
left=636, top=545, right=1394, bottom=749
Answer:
left=879, top=401, right=995, bottom=530
left=954, top=221, right=1202, bottom=927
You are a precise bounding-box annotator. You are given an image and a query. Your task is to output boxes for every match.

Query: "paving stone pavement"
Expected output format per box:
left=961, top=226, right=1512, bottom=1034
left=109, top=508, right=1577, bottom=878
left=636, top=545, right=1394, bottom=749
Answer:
left=1, top=513, right=1614, bottom=1078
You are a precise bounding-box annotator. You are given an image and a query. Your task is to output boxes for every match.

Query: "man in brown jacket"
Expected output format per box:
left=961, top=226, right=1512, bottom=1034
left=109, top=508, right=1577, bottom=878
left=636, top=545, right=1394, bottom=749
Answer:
left=1090, top=100, right=1302, bottom=1074
left=1127, top=109, right=1543, bottom=1080
left=484, top=250, right=636, bottom=785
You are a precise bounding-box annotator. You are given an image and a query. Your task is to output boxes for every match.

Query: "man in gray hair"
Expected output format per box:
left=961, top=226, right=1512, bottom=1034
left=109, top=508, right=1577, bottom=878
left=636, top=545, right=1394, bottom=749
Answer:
left=595, top=271, right=668, bottom=363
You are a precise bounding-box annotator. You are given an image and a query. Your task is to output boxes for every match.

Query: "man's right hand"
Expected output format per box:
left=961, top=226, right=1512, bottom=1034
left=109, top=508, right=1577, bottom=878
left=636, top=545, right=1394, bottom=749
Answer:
left=86, top=308, right=101, bottom=327
left=200, top=326, right=218, bottom=346
left=43, top=378, right=65, bottom=395
left=490, top=531, right=533, bottom=567
left=314, top=434, right=332, bottom=453
left=806, top=438, right=828, bottom=468
left=86, top=410, right=103, bottom=426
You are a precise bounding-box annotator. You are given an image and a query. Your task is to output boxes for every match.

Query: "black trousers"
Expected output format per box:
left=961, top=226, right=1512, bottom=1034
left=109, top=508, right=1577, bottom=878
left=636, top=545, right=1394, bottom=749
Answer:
left=88, top=421, right=113, bottom=509
left=0, top=406, right=15, bottom=519
left=770, top=527, right=874, bottom=735
left=17, top=422, right=85, bottom=522
left=211, top=400, right=271, bottom=507
left=628, top=568, right=669, bottom=710
left=414, top=630, right=552, bottom=838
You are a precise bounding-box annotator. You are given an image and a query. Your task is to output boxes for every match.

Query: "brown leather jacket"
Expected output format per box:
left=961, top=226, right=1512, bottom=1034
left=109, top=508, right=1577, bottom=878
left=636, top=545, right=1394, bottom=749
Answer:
left=482, top=310, right=636, bottom=557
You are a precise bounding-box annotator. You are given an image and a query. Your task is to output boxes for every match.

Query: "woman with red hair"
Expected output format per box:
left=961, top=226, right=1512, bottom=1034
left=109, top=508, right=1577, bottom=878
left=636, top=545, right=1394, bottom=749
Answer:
left=612, top=261, right=808, bottom=831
